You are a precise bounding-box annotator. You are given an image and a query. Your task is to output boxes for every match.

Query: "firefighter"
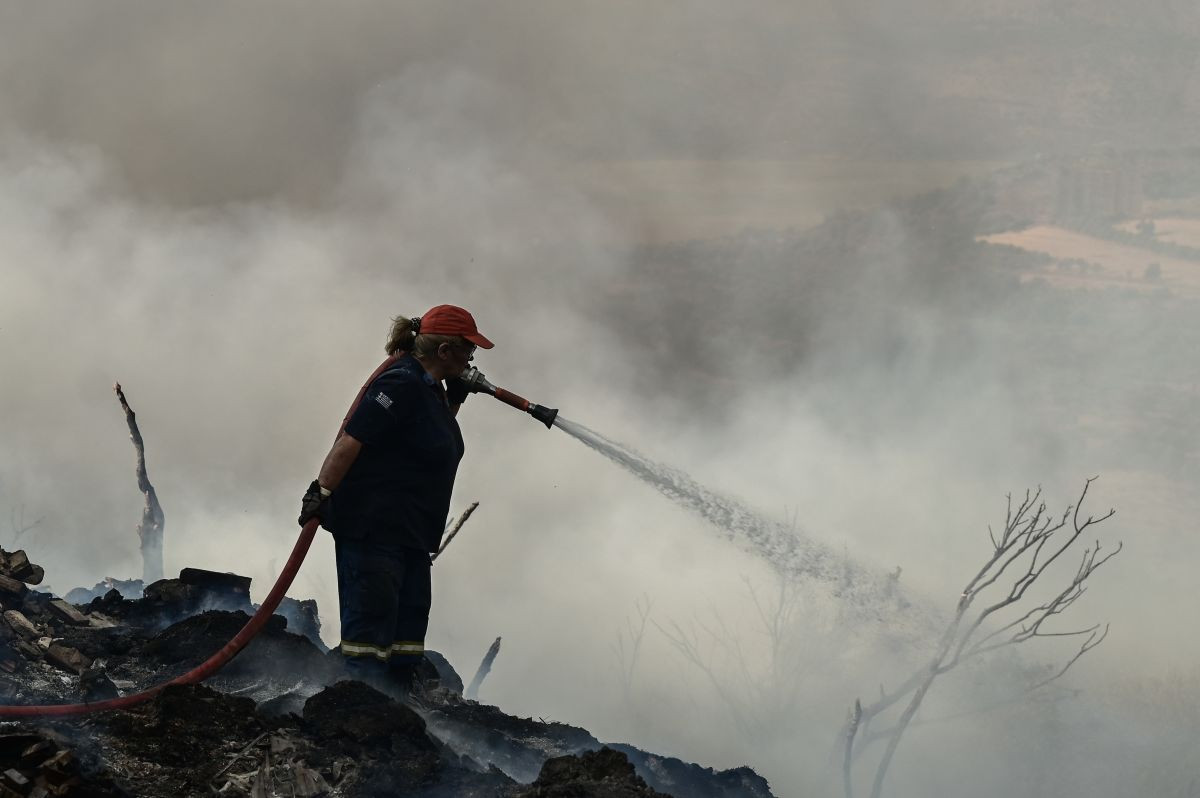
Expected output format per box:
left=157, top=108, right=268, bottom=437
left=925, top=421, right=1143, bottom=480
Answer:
left=298, top=304, right=493, bottom=694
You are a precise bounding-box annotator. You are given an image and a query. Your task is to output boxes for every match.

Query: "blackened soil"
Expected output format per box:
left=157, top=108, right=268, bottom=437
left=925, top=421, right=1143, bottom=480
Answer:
left=110, top=610, right=341, bottom=692
left=607, top=745, right=776, bottom=798
left=31, top=681, right=518, bottom=798
left=421, top=700, right=775, bottom=798
left=303, top=679, right=434, bottom=751
left=86, top=581, right=253, bottom=633
left=299, top=681, right=517, bottom=798
left=130, top=684, right=262, bottom=763
left=50, top=623, right=142, bottom=661
left=4, top=659, right=775, bottom=798
left=0, top=587, right=776, bottom=797
left=0, top=730, right=128, bottom=797
left=422, top=698, right=600, bottom=782
left=514, top=747, right=673, bottom=798
left=72, top=684, right=266, bottom=796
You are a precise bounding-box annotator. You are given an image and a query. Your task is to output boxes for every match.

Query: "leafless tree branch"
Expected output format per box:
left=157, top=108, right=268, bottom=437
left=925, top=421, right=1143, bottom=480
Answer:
left=9, top=505, right=42, bottom=547
left=843, top=479, right=1120, bottom=798
left=655, top=617, right=759, bottom=737
left=431, top=501, right=480, bottom=562
left=612, top=594, right=654, bottom=707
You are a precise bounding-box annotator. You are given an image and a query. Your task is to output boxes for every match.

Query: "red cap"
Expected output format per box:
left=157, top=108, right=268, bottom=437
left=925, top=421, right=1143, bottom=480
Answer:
left=419, top=304, right=494, bottom=349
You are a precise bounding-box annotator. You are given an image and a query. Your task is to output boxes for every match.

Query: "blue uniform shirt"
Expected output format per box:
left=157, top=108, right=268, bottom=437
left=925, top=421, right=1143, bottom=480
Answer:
left=329, top=355, right=465, bottom=552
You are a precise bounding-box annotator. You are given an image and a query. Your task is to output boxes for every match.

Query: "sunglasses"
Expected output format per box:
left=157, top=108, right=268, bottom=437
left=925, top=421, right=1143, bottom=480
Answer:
left=445, top=341, right=476, bottom=360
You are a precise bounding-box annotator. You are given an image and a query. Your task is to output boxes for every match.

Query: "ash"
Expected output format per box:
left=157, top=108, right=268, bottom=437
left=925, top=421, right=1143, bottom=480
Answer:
left=0, top=556, right=775, bottom=798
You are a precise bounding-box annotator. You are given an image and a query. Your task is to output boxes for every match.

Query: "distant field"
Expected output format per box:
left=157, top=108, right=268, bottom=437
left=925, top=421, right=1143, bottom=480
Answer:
left=1114, top=216, right=1200, bottom=249
left=980, top=224, right=1200, bottom=297
left=564, top=158, right=1002, bottom=243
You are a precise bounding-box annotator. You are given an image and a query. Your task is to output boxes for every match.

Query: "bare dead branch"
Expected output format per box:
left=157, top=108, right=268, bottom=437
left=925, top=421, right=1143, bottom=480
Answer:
left=465, top=636, right=501, bottom=700
left=612, top=594, right=653, bottom=705
left=843, top=480, right=1121, bottom=798
left=9, top=506, right=42, bottom=547
left=904, top=681, right=1082, bottom=730
left=211, top=733, right=269, bottom=782
left=654, top=617, right=757, bottom=737
left=958, top=540, right=1121, bottom=665
left=843, top=700, right=862, bottom=798
left=114, top=382, right=164, bottom=584
left=431, top=501, right=480, bottom=562
left=1024, top=624, right=1110, bottom=693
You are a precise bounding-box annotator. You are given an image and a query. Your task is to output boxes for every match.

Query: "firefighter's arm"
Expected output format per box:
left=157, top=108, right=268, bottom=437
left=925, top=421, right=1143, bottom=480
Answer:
left=317, top=432, right=363, bottom=491
left=299, top=433, right=363, bottom=525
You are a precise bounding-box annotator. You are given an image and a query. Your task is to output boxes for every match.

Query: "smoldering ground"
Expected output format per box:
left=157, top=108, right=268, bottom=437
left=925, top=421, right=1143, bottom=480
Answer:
left=2, top=2, right=1199, bottom=796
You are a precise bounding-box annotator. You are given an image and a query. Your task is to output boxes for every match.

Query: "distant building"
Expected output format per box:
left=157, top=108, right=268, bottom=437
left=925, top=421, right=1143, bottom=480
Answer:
left=1054, top=157, right=1144, bottom=221
left=984, top=154, right=1146, bottom=232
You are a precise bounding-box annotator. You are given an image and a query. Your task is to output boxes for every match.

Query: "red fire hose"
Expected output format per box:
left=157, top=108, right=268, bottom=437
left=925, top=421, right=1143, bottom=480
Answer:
left=0, top=519, right=320, bottom=717
left=0, top=356, right=554, bottom=717
left=0, top=357, right=403, bottom=717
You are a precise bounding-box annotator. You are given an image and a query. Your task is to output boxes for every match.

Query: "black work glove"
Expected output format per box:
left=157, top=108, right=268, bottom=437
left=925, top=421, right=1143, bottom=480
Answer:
left=298, top=479, right=329, bottom=526
left=445, top=377, right=470, bottom=406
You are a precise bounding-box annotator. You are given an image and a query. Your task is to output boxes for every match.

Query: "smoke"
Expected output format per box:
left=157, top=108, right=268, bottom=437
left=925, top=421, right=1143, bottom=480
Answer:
left=1, top=2, right=1199, bottom=796
left=552, top=416, right=939, bottom=638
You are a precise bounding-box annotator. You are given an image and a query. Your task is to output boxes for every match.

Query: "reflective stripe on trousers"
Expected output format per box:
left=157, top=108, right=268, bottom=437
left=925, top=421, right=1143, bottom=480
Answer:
left=340, top=640, right=425, bottom=661
left=334, top=537, right=432, bottom=669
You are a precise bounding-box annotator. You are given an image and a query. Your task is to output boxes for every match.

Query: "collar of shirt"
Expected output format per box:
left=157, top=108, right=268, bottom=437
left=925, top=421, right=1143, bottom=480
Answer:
left=401, top=354, right=448, bottom=405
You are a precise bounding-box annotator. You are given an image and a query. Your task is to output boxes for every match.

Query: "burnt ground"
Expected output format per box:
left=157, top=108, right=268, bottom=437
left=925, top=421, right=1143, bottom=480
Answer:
left=0, top=574, right=775, bottom=798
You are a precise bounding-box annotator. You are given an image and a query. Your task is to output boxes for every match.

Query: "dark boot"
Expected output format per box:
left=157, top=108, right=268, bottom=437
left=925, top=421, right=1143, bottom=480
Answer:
left=388, top=662, right=418, bottom=697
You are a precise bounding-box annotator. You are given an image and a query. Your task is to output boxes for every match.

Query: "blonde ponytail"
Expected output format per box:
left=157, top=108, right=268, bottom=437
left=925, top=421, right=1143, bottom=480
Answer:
left=385, top=315, right=418, bottom=355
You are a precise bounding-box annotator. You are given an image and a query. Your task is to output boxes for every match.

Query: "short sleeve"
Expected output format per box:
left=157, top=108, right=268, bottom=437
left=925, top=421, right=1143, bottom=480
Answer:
left=344, top=374, right=416, bottom=445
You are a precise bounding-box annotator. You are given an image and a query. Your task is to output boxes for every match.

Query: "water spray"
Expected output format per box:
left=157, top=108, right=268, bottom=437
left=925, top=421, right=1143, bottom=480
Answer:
left=550, top=416, right=941, bottom=638
left=455, top=368, right=932, bottom=632
left=459, top=367, right=558, bottom=428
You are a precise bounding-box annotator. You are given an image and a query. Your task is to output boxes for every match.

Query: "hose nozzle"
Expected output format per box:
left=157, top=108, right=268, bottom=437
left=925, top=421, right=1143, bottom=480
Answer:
left=459, top=367, right=558, bottom=429
left=459, top=366, right=496, bottom=396
left=528, top=404, right=559, bottom=429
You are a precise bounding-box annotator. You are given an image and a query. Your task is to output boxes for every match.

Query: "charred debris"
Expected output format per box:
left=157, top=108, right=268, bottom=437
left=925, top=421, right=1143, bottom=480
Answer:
left=0, top=549, right=774, bottom=798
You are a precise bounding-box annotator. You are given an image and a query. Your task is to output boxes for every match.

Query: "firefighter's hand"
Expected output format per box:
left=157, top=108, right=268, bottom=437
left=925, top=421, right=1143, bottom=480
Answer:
left=445, top=377, right=470, bottom=406
left=298, top=479, right=330, bottom=526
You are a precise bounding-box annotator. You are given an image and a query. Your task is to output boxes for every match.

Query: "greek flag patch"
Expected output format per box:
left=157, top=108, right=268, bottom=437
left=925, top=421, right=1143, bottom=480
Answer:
left=375, top=392, right=393, bottom=409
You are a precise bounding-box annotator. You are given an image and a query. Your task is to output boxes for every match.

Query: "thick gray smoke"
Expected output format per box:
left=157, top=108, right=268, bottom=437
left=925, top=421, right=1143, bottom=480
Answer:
left=553, top=416, right=938, bottom=637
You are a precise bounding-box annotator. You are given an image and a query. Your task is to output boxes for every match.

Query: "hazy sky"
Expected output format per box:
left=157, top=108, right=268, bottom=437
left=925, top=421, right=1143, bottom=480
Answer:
left=2, top=3, right=1198, bottom=797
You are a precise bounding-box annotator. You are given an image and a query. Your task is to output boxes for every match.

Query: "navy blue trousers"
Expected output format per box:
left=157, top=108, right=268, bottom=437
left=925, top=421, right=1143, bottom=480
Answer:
left=334, top=537, right=432, bottom=684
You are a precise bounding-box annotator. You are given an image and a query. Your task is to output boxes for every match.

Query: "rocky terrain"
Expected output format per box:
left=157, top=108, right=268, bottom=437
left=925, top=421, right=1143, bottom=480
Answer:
left=0, top=552, right=774, bottom=798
